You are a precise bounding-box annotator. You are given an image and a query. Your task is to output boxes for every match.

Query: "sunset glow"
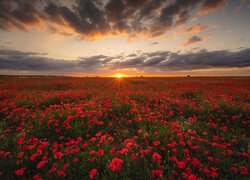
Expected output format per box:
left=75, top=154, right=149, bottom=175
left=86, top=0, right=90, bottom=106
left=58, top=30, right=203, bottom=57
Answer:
left=116, top=74, right=122, bottom=79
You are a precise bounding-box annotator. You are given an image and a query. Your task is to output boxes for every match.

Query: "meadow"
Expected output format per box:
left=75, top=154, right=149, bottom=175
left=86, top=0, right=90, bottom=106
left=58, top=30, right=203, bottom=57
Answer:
left=0, top=76, right=249, bottom=179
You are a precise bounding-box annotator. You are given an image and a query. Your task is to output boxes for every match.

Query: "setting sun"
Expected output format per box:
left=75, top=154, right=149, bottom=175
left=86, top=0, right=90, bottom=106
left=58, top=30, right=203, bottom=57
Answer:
left=116, top=73, right=122, bottom=78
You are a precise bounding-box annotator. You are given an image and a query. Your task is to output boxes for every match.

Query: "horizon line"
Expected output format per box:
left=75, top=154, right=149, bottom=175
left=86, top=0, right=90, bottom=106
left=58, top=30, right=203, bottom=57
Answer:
left=1, top=74, right=250, bottom=78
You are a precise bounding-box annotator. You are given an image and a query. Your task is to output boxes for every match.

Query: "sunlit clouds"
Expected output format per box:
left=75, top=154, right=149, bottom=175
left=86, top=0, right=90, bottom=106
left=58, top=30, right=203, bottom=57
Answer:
left=0, top=0, right=230, bottom=39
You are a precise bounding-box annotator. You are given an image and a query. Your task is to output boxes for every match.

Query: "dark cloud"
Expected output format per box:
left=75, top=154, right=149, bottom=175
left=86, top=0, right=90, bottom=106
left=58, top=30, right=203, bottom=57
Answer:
left=44, top=2, right=65, bottom=25
left=79, top=55, right=112, bottom=68
left=199, top=0, right=226, bottom=15
left=145, top=51, right=169, bottom=58
left=0, top=0, right=44, bottom=31
left=157, top=48, right=250, bottom=70
left=0, top=0, right=227, bottom=39
left=159, top=0, right=204, bottom=32
left=1, top=48, right=249, bottom=74
left=112, top=57, right=145, bottom=69
left=175, top=10, right=189, bottom=27
left=187, top=36, right=202, bottom=43
left=0, top=49, right=75, bottom=71
left=0, top=49, right=112, bottom=72
left=142, top=56, right=167, bottom=66
left=181, top=36, right=204, bottom=47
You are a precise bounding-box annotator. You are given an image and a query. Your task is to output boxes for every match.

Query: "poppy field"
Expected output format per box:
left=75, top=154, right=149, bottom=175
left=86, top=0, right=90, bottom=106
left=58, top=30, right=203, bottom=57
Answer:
left=0, top=76, right=249, bottom=179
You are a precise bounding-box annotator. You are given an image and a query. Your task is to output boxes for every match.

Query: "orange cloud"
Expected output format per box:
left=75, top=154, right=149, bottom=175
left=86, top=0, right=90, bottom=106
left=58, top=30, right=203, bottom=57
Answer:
left=173, top=23, right=208, bottom=40
left=191, top=17, right=197, bottom=22
left=184, top=23, right=208, bottom=34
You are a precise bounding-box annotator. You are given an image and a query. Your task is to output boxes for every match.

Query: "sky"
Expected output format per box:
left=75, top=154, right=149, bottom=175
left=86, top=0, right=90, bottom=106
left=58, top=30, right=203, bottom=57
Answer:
left=0, top=0, right=249, bottom=76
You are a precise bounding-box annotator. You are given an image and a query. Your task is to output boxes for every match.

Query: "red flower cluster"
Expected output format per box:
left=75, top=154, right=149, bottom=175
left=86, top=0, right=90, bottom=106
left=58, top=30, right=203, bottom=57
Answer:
left=108, top=158, right=123, bottom=172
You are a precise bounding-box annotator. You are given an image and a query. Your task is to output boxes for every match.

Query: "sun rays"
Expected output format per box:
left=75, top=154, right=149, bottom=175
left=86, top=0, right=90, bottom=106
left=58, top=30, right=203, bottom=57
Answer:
left=116, top=73, right=122, bottom=79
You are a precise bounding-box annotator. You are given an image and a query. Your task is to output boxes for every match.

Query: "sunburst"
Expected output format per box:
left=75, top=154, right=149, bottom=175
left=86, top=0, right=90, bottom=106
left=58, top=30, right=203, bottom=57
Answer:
left=116, top=73, right=122, bottom=78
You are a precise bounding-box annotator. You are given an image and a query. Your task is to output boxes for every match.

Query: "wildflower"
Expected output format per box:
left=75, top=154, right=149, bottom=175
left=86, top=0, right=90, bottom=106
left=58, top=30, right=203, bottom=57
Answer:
left=188, top=174, right=196, bottom=180
left=63, top=164, right=69, bottom=170
left=191, top=158, right=200, bottom=168
left=177, top=161, right=186, bottom=169
left=18, top=152, right=24, bottom=158
left=33, top=175, right=40, bottom=180
left=108, top=136, right=114, bottom=141
left=204, top=168, right=210, bottom=177
left=182, top=172, right=188, bottom=179
left=82, top=142, right=88, bottom=149
left=188, top=117, right=194, bottom=123
left=231, top=167, right=237, bottom=174
left=152, top=152, right=161, bottom=162
left=95, top=131, right=102, bottom=137
left=241, top=166, right=247, bottom=175
left=89, top=150, right=95, bottom=156
left=121, top=148, right=128, bottom=155
left=74, top=157, right=78, bottom=163
left=31, top=153, right=39, bottom=161
left=37, top=160, right=46, bottom=169
left=49, top=167, right=57, bottom=174
left=152, top=169, right=162, bottom=178
left=58, top=170, right=66, bottom=177
left=17, top=137, right=25, bottom=145
left=4, top=152, right=10, bottom=157
left=227, top=149, right=232, bottom=155
left=90, top=168, right=97, bottom=179
left=15, top=167, right=26, bottom=176
left=167, top=143, right=172, bottom=149
left=211, top=171, right=218, bottom=178
left=153, top=141, right=160, bottom=146
left=96, top=149, right=104, bottom=156
left=54, top=152, right=63, bottom=159
left=110, top=147, right=115, bottom=155
left=108, top=158, right=123, bottom=172
left=207, top=156, right=213, bottom=162
left=90, top=137, right=96, bottom=142
left=131, top=153, right=137, bottom=161
left=172, top=148, right=177, bottom=153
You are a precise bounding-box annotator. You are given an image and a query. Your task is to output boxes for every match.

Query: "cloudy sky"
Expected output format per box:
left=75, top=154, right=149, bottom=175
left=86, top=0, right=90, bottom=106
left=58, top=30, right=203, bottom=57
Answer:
left=0, top=0, right=249, bottom=76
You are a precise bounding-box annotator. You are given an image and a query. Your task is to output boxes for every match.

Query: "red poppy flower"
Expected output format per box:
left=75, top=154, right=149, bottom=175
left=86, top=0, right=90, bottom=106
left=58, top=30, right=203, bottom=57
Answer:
left=152, top=152, right=161, bottom=162
left=96, top=149, right=104, bottom=156
left=15, top=167, right=26, bottom=176
left=230, top=167, right=237, bottom=174
left=58, top=170, right=66, bottom=177
left=90, top=168, right=97, bottom=179
left=152, top=169, right=163, bottom=178
left=108, top=157, right=123, bottom=172
left=176, top=161, right=186, bottom=169
left=54, top=152, right=63, bottom=159
left=37, top=160, right=46, bottom=169
left=49, top=167, right=57, bottom=174
left=241, top=166, right=247, bottom=175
